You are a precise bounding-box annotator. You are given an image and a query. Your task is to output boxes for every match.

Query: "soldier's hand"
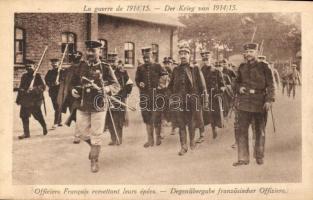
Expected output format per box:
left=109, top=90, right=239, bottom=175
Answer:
left=139, top=82, right=145, bottom=88
left=263, top=102, right=271, bottom=111
left=221, top=87, right=226, bottom=92
left=72, top=89, right=80, bottom=98
left=239, top=87, right=246, bottom=94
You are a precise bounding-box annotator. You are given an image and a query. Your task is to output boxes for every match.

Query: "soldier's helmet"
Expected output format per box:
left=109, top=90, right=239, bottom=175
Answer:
left=163, top=57, right=172, bottom=64
left=141, top=47, right=152, bottom=58
left=107, top=52, right=118, bottom=63
left=178, top=41, right=191, bottom=54
left=85, top=40, right=102, bottom=49
left=25, top=59, right=35, bottom=68
left=243, top=43, right=259, bottom=51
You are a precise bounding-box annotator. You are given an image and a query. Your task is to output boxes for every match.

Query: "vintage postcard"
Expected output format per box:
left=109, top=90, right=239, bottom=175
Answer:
left=0, top=0, right=312, bottom=199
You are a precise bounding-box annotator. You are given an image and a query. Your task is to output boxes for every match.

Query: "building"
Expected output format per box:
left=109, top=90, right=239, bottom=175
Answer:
left=14, top=13, right=184, bottom=89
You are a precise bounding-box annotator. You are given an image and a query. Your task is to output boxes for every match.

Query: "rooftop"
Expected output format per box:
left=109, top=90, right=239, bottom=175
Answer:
left=102, top=13, right=185, bottom=27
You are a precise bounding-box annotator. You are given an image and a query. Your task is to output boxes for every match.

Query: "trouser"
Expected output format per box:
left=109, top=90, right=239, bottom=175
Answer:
left=76, top=110, right=107, bottom=145
left=233, top=109, right=239, bottom=143
left=51, top=97, right=62, bottom=125
left=107, top=111, right=123, bottom=144
left=288, top=84, right=296, bottom=98
left=20, top=106, right=46, bottom=136
left=145, top=123, right=161, bottom=144
left=179, top=124, right=195, bottom=149
left=282, top=83, right=288, bottom=95
left=235, top=110, right=267, bottom=162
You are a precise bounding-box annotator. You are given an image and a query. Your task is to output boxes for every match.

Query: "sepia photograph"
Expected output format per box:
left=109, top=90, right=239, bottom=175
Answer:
left=12, top=11, right=302, bottom=186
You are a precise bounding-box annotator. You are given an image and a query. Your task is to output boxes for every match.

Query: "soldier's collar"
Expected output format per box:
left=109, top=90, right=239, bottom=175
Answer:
left=86, top=59, right=101, bottom=67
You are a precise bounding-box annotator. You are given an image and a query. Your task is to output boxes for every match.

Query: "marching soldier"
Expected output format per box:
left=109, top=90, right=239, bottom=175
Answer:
left=281, top=68, right=289, bottom=95
left=135, top=47, right=167, bottom=147
left=168, top=43, right=207, bottom=156
left=233, top=43, right=275, bottom=166
left=59, top=51, right=84, bottom=144
left=287, top=64, right=301, bottom=99
left=16, top=60, right=47, bottom=139
left=202, top=58, right=227, bottom=139
left=106, top=53, right=133, bottom=146
left=70, top=40, right=120, bottom=173
left=45, top=58, right=62, bottom=129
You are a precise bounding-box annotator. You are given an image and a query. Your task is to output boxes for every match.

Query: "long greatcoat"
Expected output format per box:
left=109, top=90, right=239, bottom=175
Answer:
left=168, top=63, right=206, bottom=128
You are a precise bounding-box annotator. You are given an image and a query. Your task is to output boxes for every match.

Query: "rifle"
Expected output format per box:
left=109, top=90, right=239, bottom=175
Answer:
left=251, top=26, right=257, bottom=43
left=29, top=46, right=48, bottom=89
left=55, top=44, right=68, bottom=85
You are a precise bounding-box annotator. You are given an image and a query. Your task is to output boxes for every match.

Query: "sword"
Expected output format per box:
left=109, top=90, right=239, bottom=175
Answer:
left=42, top=93, right=47, bottom=116
left=270, top=105, right=276, bottom=133
left=81, top=76, right=136, bottom=111
left=215, top=94, right=224, bottom=128
left=106, top=96, right=120, bottom=144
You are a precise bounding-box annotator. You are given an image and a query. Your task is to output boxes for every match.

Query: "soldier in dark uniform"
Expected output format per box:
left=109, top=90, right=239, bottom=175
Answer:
left=233, top=43, right=275, bottom=166
left=168, top=43, right=207, bottom=156
left=135, top=47, right=167, bottom=147
left=70, top=40, right=120, bottom=173
left=106, top=53, right=133, bottom=146
left=16, top=60, right=47, bottom=139
left=202, top=59, right=227, bottom=139
left=45, top=58, right=62, bottom=130
left=58, top=51, right=83, bottom=144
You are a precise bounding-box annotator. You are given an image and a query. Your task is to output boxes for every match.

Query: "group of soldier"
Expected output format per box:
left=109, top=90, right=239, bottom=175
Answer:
left=15, top=38, right=300, bottom=173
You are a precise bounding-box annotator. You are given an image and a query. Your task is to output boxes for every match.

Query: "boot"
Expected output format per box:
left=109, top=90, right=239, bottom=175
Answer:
left=73, top=137, right=80, bottom=144
left=19, top=118, right=30, bottom=139
left=155, top=126, right=162, bottom=146
left=212, top=126, right=217, bottom=139
left=196, top=127, right=205, bottom=143
left=43, top=125, right=48, bottom=136
left=144, top=124, right=154, bottom=148
left=90, top=145, right=101, bottom=173
left=189, top=127, right=196, bottom=150
left=178, top=128, right=188, bottom=156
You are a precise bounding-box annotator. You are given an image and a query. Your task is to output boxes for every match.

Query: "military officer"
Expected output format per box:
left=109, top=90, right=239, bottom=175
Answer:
left=233, top=43, right=275, bottom=166
left=135, top=47, right=167, bottom=147
left=16, top=60, right=47, bottom=139
left=168, top=43, right=207, bottom=156
left=106, top=52, right=133, bottom=146
left=70, top=40, right=120, bottom=173
left=45, top=58, right=62, bottom=129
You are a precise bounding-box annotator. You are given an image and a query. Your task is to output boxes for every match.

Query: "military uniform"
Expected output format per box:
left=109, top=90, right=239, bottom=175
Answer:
left=45, top=59, right=62, bottom=128
left=106, top=54, right=133, bottom=146
left=202, top=62, right=227, bottom=138
left=60, top=51, right=83, bottom=144
left=234, top=43, right=275, bottom=166
left=287, top=64, right=301, bottom=98
left=135, top=47, right=167, bottom=147
left=168, top=44, right=206, bottom=155
left=70, top=40, right=120, bottom=173
left=16, top=60, right=47, bottom=139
